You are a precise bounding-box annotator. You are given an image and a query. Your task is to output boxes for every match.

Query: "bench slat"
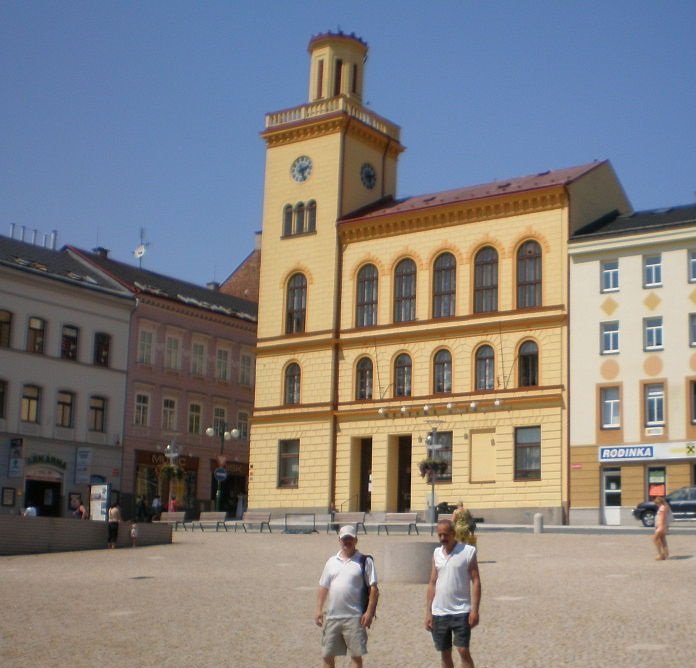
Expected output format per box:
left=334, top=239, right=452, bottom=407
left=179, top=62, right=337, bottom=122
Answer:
left=376, top=512, right=419, bottom=536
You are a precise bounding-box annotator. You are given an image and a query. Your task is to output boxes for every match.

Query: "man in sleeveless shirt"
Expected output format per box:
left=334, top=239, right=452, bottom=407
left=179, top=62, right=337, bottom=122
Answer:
left=425, top=519, right=482, bottom=668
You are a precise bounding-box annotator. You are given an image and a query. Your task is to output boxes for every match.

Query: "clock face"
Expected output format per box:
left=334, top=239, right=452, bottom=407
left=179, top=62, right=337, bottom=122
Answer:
left=291, top=155, right=313, bottom=182
left=360, top=163, right=377, bottom=189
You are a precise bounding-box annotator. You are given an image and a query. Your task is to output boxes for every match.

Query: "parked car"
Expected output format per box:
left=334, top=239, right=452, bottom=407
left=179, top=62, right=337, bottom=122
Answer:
left=632, top=486, right=696, bottom=527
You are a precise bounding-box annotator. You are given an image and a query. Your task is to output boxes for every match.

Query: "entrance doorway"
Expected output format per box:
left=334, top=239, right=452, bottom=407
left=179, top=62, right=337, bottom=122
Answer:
left=25, top=480, right=62, bottom=517
left=602, top=468, right=622, bottom=525
left=359, top=438, right=372, bottom=512
left=397, top=436, right=412, bottom=512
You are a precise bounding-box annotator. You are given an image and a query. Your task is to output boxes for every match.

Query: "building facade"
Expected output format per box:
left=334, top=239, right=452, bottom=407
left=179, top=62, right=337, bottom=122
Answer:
left=569, top=205, right=696, bottom=524
left=0, top=234, right=133, bottom=517
left=248, top=32, right=631, bottom=523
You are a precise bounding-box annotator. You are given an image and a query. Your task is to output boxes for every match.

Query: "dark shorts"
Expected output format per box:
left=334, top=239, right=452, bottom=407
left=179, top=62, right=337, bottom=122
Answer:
left=108, top=521, right=119, bottom=543
left=431, top=613, right=472, bottom=651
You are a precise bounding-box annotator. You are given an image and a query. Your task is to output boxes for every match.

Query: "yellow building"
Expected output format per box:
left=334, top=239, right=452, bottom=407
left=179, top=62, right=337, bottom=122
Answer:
left=249, top=32, right=630, bottom=523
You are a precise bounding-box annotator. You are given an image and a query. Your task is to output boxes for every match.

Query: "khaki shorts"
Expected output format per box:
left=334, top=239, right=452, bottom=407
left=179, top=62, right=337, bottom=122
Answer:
left=322, top=617, right=368, bottom=657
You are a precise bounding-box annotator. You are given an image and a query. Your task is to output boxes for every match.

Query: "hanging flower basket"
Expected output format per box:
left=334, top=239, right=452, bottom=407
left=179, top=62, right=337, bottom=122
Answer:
left=418, top=458, right=448, bottom=479
left=160, top=464, right=184, bottom=480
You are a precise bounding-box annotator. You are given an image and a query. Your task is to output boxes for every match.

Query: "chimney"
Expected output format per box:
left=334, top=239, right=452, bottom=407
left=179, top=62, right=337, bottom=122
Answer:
left=206, top=281, right=220, bottom=291
left=93, top=246, right=110, bottom=259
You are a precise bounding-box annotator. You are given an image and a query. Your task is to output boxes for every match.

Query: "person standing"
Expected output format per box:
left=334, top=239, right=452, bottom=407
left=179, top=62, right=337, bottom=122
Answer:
left=425, top=519, right=481, bottom=668
left=151, top=495, right=162, bottom=521
left=107, top=502, right=121, bottom=549
left=653, top=496, right=672, bottom=560
left=315, top=525, right=379, bottom=668
left=452, top=501, right=476, bottom=546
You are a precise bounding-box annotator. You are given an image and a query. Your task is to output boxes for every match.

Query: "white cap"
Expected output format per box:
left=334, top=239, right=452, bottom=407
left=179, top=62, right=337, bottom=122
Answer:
left=339, top=525, right=357, bottom=539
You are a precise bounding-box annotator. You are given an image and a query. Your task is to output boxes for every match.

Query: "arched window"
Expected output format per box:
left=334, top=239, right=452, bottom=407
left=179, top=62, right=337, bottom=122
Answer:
left=356, top=264, right=378, bottom=327
left=433, top=349, right=452, bottom=394
left=474, top=246, right=498, bottom=313
left=433, top=252, right=456, bottom=318
left=306, top=200, right=317, bottom=232
left=475, top=345, right=495, bottom=390
left=283, top=205, right=293, bottom=236
left=356, top=357, right=373, bottom=400
left=517, top=240, right=542, bottom=308
left=394, top=258, right=416, bottom=322
left=294, top=203, right=305, bottom=235
left=519, top=341, right=539, bottom=387
left=286, top=273, right=307, bottom=334
left=284, top=363, right=301, bottom=405
left=394, top=353, right=412, bottom=397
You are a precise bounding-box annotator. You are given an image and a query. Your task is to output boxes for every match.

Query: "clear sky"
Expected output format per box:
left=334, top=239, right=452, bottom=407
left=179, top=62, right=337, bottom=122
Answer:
left=2, top=1, right=695, bottom=287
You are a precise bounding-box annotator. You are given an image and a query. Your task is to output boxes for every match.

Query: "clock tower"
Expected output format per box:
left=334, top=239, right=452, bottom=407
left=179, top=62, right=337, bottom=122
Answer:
left=250, top=32, right=403, bottom=511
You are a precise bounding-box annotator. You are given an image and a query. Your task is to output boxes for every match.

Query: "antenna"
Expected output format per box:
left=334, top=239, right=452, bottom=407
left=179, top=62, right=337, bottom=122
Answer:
left=132, top=227, right=151, bottom=268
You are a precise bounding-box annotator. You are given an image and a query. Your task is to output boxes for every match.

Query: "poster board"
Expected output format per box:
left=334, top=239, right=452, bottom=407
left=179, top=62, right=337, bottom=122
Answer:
left=89, top=484, right=110, bottom=521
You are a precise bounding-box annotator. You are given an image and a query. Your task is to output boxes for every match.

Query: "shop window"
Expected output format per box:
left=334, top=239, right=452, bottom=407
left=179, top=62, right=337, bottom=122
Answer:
left=278, top=439, right=300, bottom=488
left=514, top=426, right=541, bottom=480
left=356, top=264, right=378, bottom=327
left=647, top=467, right=666, bottom=500
left=601, top=259, right=619, bottom=292
left=393, top=258, right=416, bottom=323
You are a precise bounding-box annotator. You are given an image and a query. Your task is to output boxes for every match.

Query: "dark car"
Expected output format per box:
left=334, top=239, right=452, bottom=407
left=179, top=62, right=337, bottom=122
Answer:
left=632, top=486, right=696, bottom=527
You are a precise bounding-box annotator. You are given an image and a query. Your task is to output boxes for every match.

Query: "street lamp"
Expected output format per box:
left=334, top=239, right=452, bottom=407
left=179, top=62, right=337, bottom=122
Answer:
left=205, top=424, right=240, bottom=512
left=425, top=420, right=444, bottom=523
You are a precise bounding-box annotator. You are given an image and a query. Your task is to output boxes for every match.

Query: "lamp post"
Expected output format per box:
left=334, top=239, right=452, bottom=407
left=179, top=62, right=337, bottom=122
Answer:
left=205, top=423, right=239, bottom=512
left=425, top=420, right=444, bottom=523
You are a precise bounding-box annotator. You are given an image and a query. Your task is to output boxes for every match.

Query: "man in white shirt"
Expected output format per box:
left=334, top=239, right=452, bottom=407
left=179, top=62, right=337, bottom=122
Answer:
left=425, top=519, right=482, bottom=668
left=315, top=525, right=379, bottom=668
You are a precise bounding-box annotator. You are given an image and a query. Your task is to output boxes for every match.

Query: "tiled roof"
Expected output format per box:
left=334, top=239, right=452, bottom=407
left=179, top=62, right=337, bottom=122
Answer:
left=341, top=161, right=606, bottom=223
left=572, top=203, right=696, bottom=239
left=68, top=247, right=258, bottom=322
left=0, top=234, right=131, bottom=297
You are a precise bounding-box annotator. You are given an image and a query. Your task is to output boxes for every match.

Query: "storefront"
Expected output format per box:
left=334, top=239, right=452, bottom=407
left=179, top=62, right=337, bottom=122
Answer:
left=134, top=449, right=199, bottom=513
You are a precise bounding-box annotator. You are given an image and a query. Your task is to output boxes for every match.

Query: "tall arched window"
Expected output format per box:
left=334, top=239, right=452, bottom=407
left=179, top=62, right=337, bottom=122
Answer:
left=519, top=340, right=539, bottom=387
left=283, top=205, right=293, bottom=236
left=394, top=353, right=412, bottom=397
left=517, top=240, right=542, bottom=308
left=433, top=252, right=456, bottom=318
left=286, top=273, right=307, bottom=334
left=433, top=349, right=452, bottom=394
left=284, top=363, right=301, bottom=405
left=394, top=258, right=416, bottom=322
left=475, top=345, right=495, bottom=390
left=306, top=200, right=317, bottom=232
left=356, top=357, right=373, bottom=400
left=356, top=264, right=378, bottom=327
left=474, top=246, right=498, bottom=313
left=294, top=203, right=305, bottom=235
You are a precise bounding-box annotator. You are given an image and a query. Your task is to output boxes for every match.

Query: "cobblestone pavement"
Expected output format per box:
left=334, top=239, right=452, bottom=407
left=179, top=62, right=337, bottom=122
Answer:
left=0, top=528, right=693, bottom=668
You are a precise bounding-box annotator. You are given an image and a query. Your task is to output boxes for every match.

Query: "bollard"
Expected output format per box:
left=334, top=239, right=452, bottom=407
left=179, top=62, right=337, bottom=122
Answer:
left=533, top=512, right=544, bottom=534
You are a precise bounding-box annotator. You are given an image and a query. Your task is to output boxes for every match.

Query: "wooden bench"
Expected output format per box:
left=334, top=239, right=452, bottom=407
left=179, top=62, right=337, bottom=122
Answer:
left=377, top=512, right=419, bottom=535
left=233, top=511, right=272, bottom=533
left=154, top=511, right=187, bottom=531
left=327, top=511, right=367, bottom=534
left=187, top=512, right=231, bottom=532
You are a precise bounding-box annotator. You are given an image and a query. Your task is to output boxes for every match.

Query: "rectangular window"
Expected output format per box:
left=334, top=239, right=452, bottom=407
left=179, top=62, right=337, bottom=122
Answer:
left=429, top=430, right=452, bottom=482
left=690, top=314, right=696, bottom=347
left=188, top=403, right=201, bottom=434
left=278, top=439, right=300, bottom=488
left=27, top=317, right=45, bottom=354
left=514, top=426, right=541, bottom=480
left=56, top=390, right=75, bottom=428
left=689, top=250, right=696, bottom=283
left=0, top=310, right=11, bottom=348
left=600, top=387, right=620, bottom=429
left=644, top=255, right=662, bottom=287
left=600, top=322, right=619, bottom=354
left=89, top=396, right=107, bottom=432
left=238, top=411, right=249, bottom=441
left=240, top=353, right=253, bottom=386
left=191, top=342, right=205, bottom=376
left=61, top=325, right=79, bottom=360
left=216, top=349, right=229, bottom=381
left=645, top=383, right=665, bottom=426
left=137, top=329, right=153, bottom=364
left=134, top=393, right=149, bottom=426
left=644, top=317, right=663, bottom=351
left=21, top=384, right=40, bottom=423
left=690, top=381, right=696, bottom=424
left=0, top=379, right=6, bottom=419
left=93, top=332, right=111, bottom=367
left=333, top=58, right=343, bottom=96
left=213, top=407, right=226, bottom=435
left=165, top=336, right=180, bottom=370
left=601, top=259, right=619, bottom=292
left=162, top=398, right=177, bottom=431
left=316, top=59, right=324, bottom=98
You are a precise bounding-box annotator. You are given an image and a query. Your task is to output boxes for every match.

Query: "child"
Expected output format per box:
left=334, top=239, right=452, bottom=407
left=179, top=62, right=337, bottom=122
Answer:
left=130, top=520, right=138, bottom=547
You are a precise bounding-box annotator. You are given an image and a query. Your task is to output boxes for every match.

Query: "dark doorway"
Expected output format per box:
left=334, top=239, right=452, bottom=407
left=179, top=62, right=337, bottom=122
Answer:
left=359, top=438, right=372, bottom=511
left=25, top=480, right=62, bottom=517
left=210, top=473, right=246, bottom=516
left=397, top=436, right=412, bottom=512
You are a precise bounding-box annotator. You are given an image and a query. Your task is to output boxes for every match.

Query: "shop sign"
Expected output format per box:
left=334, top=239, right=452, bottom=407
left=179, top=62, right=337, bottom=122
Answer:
left=599, top=441, right=696, bottom=463
left=26, top=454, right=67, bottom=469
left=75, top=448, right=92, bottom=485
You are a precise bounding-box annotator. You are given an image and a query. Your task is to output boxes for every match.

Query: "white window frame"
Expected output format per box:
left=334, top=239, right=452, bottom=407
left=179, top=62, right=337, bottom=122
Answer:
left=213, top=406, right=226, bottom=434
left=601, top=259, right=619, bottom=293
left=191, top=342, right=206, bottom=376
left=690, top=314, right=696, bottom=347
left=164, top=335, right=181, bottom=370
left=600, top=321, right=620, bottom=354
left=237, top=411, right=249, bottom=441
left=645, top=384, right=665, bottom=426
left=188, top=403, right=201, bottom=434
left=600, top=387, right=620, bottom=429
left=161, top=397, right=177, bottom=431
left=644, top=317, right=664, bottom=351
left=644, top=255, right=662, bottom=288
left=689, top=250, right=696, bottom=283
left=216, top=348, right=230, bottom=382
left=137, top=329, right=154, bottom=365
left=240, top=353, right=254, bottom=386
left=134, top=393, right=150, bottom=426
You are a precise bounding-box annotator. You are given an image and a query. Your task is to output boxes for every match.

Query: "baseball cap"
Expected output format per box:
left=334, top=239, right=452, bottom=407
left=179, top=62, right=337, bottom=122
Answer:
left=339, top=525, right=357, bottom=539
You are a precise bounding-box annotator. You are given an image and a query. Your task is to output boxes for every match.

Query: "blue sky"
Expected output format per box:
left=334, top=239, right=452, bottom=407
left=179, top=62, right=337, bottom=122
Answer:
left=2, top=1, right=695, bottom=286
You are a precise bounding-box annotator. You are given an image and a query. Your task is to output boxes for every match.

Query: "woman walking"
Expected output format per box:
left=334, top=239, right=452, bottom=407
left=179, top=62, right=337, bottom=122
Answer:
left=653, top=496, right=672, bottom=560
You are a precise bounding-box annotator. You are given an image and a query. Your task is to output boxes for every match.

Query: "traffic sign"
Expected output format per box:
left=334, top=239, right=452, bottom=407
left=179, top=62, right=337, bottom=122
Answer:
left=214, top=467, right=228, bottom=482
